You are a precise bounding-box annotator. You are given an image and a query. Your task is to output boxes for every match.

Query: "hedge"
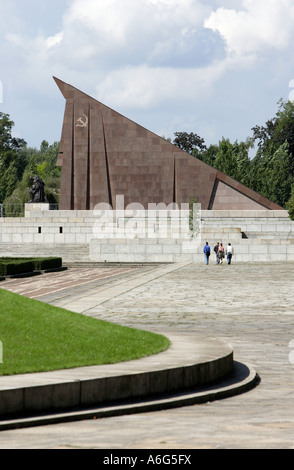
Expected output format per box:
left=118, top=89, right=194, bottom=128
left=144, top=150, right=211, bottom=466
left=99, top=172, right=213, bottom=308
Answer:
left=0, top=260, right=35, bottom=277
left=30, top=257, right=62, bottom=271
left=0, top=257, right=62, bottom=276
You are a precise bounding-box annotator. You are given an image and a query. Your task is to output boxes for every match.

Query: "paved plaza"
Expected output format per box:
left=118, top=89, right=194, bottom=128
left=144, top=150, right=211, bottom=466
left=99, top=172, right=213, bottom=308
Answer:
left=0, top=260, right=294, bottom=449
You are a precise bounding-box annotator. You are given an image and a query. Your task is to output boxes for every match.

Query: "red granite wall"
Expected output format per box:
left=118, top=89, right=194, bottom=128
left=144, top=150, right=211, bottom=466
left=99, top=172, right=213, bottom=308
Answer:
left=54, top=77, right=283, bottom=211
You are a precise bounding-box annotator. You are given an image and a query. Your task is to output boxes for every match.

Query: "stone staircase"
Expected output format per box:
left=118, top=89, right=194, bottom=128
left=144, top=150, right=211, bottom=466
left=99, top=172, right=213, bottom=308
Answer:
left=200, top=214, right=294, bottom=262
left=0, top=244, right=90, bottom=263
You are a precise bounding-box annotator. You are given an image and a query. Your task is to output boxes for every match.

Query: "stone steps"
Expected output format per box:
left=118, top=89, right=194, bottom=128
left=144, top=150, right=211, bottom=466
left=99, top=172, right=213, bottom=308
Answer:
left=241, top=231, right=294, bottom=239
left=0, top=244, right=90, bottom=263
left=0, top=335, right=258, bottom=429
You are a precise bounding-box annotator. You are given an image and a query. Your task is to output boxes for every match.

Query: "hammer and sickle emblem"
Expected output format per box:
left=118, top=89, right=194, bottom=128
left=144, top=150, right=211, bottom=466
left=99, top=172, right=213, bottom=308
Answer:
left=76, top=114, right=88, bottom=128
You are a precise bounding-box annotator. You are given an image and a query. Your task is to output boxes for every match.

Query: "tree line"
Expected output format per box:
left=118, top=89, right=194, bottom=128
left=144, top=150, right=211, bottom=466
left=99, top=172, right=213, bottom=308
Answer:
left=172, top=99, right=294, bottom=219
left=0, top=112, right=61, bottom=214
left=1, top=99, right=294, bottom=220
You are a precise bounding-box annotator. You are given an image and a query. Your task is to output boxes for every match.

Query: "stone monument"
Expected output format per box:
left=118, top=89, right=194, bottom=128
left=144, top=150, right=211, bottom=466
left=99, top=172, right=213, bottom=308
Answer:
left=54, top=77, right=283, bottom=212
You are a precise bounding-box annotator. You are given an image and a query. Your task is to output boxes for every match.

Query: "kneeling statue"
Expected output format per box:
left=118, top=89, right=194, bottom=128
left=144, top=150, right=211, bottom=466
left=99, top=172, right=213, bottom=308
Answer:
left=29, top=176, right=45, bottom=203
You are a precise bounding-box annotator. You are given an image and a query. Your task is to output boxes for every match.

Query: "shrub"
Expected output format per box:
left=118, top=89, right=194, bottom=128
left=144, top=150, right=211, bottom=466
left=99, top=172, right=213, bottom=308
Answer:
left=0, top=257, right=62, bottom=276
left=32, top=257, right=62, bottom=270
left=0, top=260, right=34, bottom=277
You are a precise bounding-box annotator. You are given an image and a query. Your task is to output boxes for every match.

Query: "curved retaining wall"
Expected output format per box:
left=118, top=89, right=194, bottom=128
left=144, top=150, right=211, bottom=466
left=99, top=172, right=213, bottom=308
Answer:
left=0, top=336, right=233, bottom=418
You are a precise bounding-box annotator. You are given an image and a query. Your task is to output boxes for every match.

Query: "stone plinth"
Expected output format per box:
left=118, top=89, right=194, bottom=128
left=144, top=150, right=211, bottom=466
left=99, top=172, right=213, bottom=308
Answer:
left=25, top=203, right=50, bottom=217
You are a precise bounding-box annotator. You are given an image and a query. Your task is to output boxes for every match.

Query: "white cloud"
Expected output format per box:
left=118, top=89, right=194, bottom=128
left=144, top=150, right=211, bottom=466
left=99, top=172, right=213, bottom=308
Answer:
left=57, top=0, right=213, bottom=66
left=1, top=0, right=223, bottom=91
left=1, top=0, right=294, bottom=149
left=46, top=32, right=64, bottom=49
left=205, top=0, right=294, bottom=61
left=96, top=60, right=227, bottom=109
left=47, top=0, right=227, bottom=108
left=65, top=0, right=205, bottom=34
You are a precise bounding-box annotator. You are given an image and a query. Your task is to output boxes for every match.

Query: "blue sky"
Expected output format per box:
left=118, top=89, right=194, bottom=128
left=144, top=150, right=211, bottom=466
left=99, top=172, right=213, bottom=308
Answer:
left=1, top=0, right=294, bottom=151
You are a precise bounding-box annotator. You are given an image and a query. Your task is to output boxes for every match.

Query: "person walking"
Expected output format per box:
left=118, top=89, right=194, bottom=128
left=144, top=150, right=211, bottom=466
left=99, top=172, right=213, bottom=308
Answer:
left=203, top=242, right=211, bottom=265
left=214, top=242, right=220, bottom=264
left=226, top=243, right=234, bottom=265
left=217, top=243, right=225, bottom=264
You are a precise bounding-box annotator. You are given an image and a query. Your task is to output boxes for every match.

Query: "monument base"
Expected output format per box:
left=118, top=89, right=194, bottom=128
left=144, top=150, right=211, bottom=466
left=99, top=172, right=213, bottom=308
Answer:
left=25, top=203, right=50, bottom=217
left=0, top=207, right=293, bottom=263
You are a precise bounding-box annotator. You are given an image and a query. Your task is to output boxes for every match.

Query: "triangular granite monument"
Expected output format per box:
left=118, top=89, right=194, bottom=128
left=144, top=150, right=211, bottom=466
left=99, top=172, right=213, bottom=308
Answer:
left=54, top=77, right=283, bottom=211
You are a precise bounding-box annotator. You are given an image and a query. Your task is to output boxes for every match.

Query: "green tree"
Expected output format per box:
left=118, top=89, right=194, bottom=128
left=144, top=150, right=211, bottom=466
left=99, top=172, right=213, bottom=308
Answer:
left=173, top=132, right=206, bottom=155
left=213, top=138, right=236, bottom=177
left=286, top=184, right=294, bottom=220
left=191, top=136, right=252, bottom=185
left=195, top=143, right=218, bottom=167
left=261, top=142, right=293, bottom=207
left=247, top=149, right=264, bottom=195
left=4, top=141, right=61, bottom=206
left=0, top=113, right=27, bottom=202
left=233, top=139, right=254, bottom=186
left=37, top=140, right=61, bottom=178
left=250, top=100, right=294, bottom=206
left=212, top=138, right=252, bottom=183
left=0, top=112, right=26, bottom=151
left=35, top=141, right=61, bottom=203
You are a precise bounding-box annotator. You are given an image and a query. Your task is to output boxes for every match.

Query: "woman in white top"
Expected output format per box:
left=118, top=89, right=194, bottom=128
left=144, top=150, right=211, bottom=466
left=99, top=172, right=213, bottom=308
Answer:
left=226, top=243, right=233, bottom=265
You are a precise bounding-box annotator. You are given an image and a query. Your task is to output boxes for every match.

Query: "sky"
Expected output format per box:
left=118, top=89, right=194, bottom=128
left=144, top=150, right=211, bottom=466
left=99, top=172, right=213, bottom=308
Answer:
left=1, top=0, right=294, bottom=151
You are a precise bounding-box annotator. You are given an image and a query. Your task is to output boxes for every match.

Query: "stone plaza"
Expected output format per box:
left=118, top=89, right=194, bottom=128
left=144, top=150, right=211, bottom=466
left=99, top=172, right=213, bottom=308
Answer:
left=0, top=260, right=294, bottom=449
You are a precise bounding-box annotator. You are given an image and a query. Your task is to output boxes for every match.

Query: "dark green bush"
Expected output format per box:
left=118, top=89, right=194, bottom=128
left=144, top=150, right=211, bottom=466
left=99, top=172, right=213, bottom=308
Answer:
left=0, top=257, right=62, bottom=276
left=32, top=257, right=62, bottom=270
left=0, top=260, right=34, bottom=276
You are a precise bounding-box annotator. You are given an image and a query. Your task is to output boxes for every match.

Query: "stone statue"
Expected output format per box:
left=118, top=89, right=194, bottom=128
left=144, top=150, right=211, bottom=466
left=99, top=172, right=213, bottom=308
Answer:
left=29, top=176, right=45, bottom=203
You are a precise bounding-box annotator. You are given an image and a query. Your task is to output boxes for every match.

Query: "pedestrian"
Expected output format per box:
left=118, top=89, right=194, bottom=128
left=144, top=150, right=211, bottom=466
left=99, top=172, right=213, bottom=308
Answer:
left=217, top=243, right=225, bottom=264
left=214, top=242, right=220, bottom=264
left=226, top=243, right=234, bottom=265
left=203, top=242, right=211, bottom=265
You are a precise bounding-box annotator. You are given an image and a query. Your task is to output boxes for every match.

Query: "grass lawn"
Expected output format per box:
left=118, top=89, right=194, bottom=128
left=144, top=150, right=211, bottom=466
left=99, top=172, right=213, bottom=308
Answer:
left=0, top=288, right=170, bottom=376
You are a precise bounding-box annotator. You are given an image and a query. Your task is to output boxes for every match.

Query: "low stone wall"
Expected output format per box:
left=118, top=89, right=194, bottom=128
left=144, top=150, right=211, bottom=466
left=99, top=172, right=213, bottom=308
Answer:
left=0, top=204, right=293, bottom=263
